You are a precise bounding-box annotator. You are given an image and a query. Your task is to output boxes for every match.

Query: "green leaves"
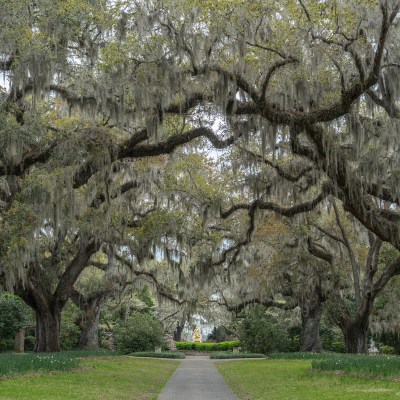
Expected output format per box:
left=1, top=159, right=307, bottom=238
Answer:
left=0, top=293, right=28, bottom=340
left=113, top=311, right=165, bottom=353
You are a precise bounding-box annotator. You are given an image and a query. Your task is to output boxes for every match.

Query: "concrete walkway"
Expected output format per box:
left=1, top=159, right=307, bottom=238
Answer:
left=157, top=356, right=238, bottom=400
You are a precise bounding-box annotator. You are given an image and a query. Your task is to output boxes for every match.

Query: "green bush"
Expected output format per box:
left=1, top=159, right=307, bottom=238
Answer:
left=380, top=345, right=394, bottom=355
left=377, top=332, right=400, bottom=355
left=0, top=338, right=15, bottom=352
left=174, top=341, right=241, bottom=352
left=287, top=335, right=301, bottom=352
left=0, top=294, right=27, bottom=350
left=24, top=335, right=36, bottom=352
left=60, top=301, right=81, bottom=350
left=238, top=307, right=288, bottom=354
left=129, top=351, right=185, bottom=359
left=113, top=311, right=164, bottom=353
left=175, top=342, right=195, bottom=350
left=320, top=317, right=345, bottom=353
left=207, top=326, right=235, bottom=342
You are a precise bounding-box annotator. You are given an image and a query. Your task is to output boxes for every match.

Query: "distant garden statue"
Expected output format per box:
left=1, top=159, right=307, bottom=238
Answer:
left=193, top=327, right=202, bottom=343
left=368, top=339, right=379, bottom=355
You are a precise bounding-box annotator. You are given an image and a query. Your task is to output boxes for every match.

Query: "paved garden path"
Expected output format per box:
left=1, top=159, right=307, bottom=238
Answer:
left=157, top=355, right=239, bottom=400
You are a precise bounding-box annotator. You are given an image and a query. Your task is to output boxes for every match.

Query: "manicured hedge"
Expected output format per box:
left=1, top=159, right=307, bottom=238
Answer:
left=175, top=341, right=240, bottom=351
left=129, top=351, right=185, bottom=359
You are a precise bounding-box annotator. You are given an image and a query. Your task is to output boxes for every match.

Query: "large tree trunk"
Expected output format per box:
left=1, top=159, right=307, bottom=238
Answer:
left=300, top=303, right=323, bottom=352
left=341, top=321, right=369, bottom=354
left=15, top=278, right=64, bottom=353
left=34, top=306, right=62, bottom=352
left=71, top=288, right=112, bottom=350
left=76, top=300, right=101, bottom=349
left=328, top=295, right=373, bottom=354
left=13, top=240, right=99, bottom=352
left=300, top=286, right=324, bottom=352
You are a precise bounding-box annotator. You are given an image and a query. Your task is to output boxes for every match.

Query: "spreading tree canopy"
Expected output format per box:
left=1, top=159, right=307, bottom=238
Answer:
left=1, top=0, right=400, bottom=352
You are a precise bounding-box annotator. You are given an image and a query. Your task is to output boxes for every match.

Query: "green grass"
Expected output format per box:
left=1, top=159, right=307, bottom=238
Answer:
left=269, top=352, right=335, bottom=360
left=312, top=354, right=400, bottom=377
left=0, top=357, right=179, bottom=400
left=270, top=352, right=400, bottom=378
left=129, top=351, right=185, bottom=359
left=0, top=350, right=121, bottom=376
left=0, top=353, right=80, bottom=376
left=58, top=349, right=121, bottom=358
left=210, top=352, right=265, bottom=359
left=216, top=359, right=400, bottom=400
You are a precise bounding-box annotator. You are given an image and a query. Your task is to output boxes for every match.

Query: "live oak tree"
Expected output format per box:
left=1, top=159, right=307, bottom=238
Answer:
left=214, top=212, right=331, bottom=353
left=0, top=1, right=237, bottom=351
left=309, top=202, right=395, bottom=354
left=2, top=0, right=400, bottom=351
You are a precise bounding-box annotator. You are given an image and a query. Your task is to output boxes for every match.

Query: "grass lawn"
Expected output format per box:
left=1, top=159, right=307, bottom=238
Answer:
left=0, top=357, right=179, bottom=400
left=216, top=359, right=400, bottom=400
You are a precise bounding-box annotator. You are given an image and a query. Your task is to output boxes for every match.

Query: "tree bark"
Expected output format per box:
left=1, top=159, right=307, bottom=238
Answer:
left=341, top=321, right=369, bottom=354
left=173, top=320, right=184, bottom=342
left=34, top=307, right=62, bottom=352
left=15, top=276, right=63, bottom=353
left=300, top=286, right=324, bottom=353
left=14, top=240, right=99, bottom=352
left=328, top=294, right=373, bottom=354
left=76, top=300, right=101, bottom=349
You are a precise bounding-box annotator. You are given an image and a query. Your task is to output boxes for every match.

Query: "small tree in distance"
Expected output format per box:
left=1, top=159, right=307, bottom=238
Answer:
left=238, top=306, right=288, bottom=354
left=113, top=311, right=165, bottom=354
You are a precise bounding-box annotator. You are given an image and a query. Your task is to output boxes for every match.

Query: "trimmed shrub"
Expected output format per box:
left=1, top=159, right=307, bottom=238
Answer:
left=175, top=340, right=241, bottom=352
left=175, top=342, right=195, bottom=350
left=113, top=312, right=164, bottom=353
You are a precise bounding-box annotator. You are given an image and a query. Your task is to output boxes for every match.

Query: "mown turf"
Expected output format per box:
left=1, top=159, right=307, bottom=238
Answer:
left=209, top=352, right=265, bottom=359
left=216, top=359, right=400, bottom=400
left=0, top=357, right=179, bottom=400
